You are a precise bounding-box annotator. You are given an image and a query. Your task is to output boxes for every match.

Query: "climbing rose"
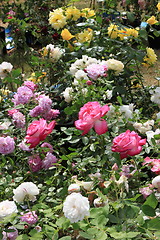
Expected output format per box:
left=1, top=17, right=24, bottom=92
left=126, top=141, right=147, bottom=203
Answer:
left=0, top=136, right=15, bottom=155
left=25, top=119, right=56, bottom=148
left=63, top=192, right=90, bottom=223
left=75, top=101, right=110, bottom=135
left=112, top=130, right=146, bottom=159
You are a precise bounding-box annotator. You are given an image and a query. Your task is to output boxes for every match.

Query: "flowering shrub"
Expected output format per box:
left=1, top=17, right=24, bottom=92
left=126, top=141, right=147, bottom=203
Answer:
left=0, top=0, right=160, bottom=239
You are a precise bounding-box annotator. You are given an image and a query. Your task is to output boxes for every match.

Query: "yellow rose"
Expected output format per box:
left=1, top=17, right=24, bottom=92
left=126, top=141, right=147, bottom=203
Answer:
left=147, top=16, right=158, bottom=25
left=65, top=7, right=81, bottom=21
left=61, top=29, right=74, bottom=41
left=157, top=2, right=160, bottom=11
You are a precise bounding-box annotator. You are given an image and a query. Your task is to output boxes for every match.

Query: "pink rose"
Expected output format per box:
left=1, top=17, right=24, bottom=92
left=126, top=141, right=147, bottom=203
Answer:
left=143, top=157, right=160, bottom=174
left=85, top=64, right=107, bottom=80
left=112, top=130, right=146, bottom=159
left=75, top=102, right=110, bottom=135
left=8, top=109, right=19, bottom=116
left=25, top=118, right=56, bottom=148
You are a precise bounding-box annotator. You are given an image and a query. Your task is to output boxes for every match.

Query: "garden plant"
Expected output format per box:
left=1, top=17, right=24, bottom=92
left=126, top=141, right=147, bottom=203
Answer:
left=0, top=0, right=160, bottom=239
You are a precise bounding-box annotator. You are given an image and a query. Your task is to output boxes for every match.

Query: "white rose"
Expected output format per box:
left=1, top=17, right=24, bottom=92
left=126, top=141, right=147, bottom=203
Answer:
left=62, top=87, right=73, bottom=103
left=152, top=176, right=160, bottom=190
left=0, top=62, right=13, bottom=79
left=105, top=59, right=124, bottom=75
left=13, top=182, right=39, bottom=203
left=63, top=192, right=90, bottom=223
left=0, top=200, right=18, bottom=219
left=120, top=104, right=134, bottom=120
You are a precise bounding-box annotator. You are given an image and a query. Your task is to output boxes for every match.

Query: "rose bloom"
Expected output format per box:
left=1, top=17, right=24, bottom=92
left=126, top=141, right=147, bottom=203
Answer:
left=0, top=136, right=15, bottom=155
left=147, top=16, right=158, bottom=25
left=0, top=62, right=13, bottom=79
left=143, top=157, right=160, bottom=174
left=20, top=211, right=38, bottom=225
left=13, top=182, right=39, bottom=203
left=152, top=176, right=160, bottom=191
left=139, top=186, right=153, bottom=199
left=42, top=152, right=57, bottom=169
left=0, top=200, right=18, bottom=219
left=63, top=192, right=90, bottom=223
left=75, top=101, right=110, bottom=135
left=28, top=155, right=42, bottom=172
left=61, top=29, right=74, bottom=41
left=25, top=118, right=56, bottom=148
left=112, top=130, right=146, bottom=159
left=85, top=64, right=107, bottom=80
left=23, top=80, right=37, bottom=91
left=105, top=59, right=124, bottom=75
left=2, top=226, right=18, bottom=240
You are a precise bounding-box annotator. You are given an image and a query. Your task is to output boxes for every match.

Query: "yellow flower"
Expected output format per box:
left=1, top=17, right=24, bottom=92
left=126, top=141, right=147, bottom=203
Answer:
left=108, top=24, right=119, bottom=39
left=147, top=16, right=158, bottom=25
left=0, top=88, right=10, bottom=102
left=49, top=8, right=67, bottom=30
left=157, top=2, right=160, bottom=11
left=65, top=7, right=81, bottom=21
left=126, top=28, right=139, bottom=38
left=61, top=29, right=74, bottom=41
left=81, top=8, right=95, bottom=18
left=143, top=47, right=157, bottom=66
left=76, top=28, right=93, bottom=43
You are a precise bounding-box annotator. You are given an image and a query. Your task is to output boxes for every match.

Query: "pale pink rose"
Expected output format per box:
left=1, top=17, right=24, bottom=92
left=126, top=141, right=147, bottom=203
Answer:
left=42, top=152, right=57, bottom=169
left=0, top=136, right=15, bottom=154
left=112, top=130, right=146, bottom=159
left=20, top=211, right=38, bottom=225
left=23, top=81, right=37, bottom=91
left=85, top=64, right=107, bottom=80
left=25, top=118, right=56, bottom=148
left=28, top=155, right=42, bottom=172
left=2, top=226, right=18, bottom=240
left=75, top=101, right=110, bottom=135
left=143, top=157, right=160, bottom=174
left=139, top=185, right=153, bottom=199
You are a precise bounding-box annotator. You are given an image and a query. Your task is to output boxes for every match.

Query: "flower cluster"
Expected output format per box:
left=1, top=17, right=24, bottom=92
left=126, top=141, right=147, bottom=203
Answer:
left=42, top=44, right=64, bottom=62
left=49, top=7, right=95, bottom=30
left=143, top=157, right=160, bottom=174
left=108, top=24, right=139, bottom=40
left=143, top=47, right=157, bottom=66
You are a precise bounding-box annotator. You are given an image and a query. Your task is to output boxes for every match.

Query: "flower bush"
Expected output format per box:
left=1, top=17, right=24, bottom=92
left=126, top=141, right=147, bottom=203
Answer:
left=0, top=0, right=160, bottom=239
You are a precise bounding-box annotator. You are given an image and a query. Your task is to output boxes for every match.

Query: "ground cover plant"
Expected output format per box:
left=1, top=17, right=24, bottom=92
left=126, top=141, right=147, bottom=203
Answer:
left=0, top=0, right=160, bottom=239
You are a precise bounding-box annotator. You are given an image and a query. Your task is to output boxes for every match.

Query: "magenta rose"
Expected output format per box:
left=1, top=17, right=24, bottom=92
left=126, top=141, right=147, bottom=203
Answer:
left=112, top=130, right=146, bottom=159
left=25, top=118, right=56, bottom=148
left=75, top=101, right=110, bottom=135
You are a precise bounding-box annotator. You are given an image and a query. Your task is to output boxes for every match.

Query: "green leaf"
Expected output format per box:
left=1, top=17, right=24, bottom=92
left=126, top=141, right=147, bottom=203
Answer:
left=148, top=218, right=160, bottom=230
left=59, top=237, right=71, bottom=240
left=117, top=96, right=122, bottom=105
left=96, top=230, right=108, bottom=240
left=110, top=231, right=140, bottom=239
left=143, top=193, right=158, bottom=209
left=82, top=136, right=89, bottom=145
left=79, top=231, right=93, bottom=239
left=141, top=205, right=156, bottom=217
left=87, top=228, right=98, bottom=235
left=16, top=235, right=29, bottom=240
